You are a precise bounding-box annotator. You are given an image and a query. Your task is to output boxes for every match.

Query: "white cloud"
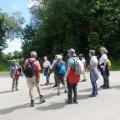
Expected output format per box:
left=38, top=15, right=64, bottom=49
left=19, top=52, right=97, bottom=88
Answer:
left=3, top=38, right=22, bottom=54
left=27, top=0, right=42, bottom=8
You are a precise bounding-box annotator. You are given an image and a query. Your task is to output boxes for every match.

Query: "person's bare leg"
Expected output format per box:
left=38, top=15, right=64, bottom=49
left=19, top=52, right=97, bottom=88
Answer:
left=37, top=86, right=45, bottom=103
left=29, top=88, right=34, bottom=107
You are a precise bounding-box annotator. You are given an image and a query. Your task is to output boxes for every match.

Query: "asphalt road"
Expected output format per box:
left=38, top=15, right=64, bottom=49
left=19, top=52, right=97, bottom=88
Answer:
left=0, top=71, right=120, bottom=120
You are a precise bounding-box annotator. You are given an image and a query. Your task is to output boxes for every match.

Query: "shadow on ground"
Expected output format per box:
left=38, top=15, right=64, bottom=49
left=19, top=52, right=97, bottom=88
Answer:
left=36, top=102, right=66, bottom=111
left=0, top=103, right=29, bottom=115
left=0, top=90, right=12, bottom=94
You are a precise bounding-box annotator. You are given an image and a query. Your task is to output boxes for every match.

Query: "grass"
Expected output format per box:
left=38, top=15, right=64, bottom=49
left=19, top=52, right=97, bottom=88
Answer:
left=0, top=60, right=120, bottom=72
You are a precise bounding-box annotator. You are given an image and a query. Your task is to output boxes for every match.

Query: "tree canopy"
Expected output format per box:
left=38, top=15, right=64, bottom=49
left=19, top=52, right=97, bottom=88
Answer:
left=22, top=0, right=120, bottom=59
left=0, top=10, right=24, bottom=59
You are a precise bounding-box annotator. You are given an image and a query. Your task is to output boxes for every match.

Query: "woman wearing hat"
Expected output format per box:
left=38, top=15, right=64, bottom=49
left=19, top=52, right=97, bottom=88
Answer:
left=10, top=59, right=22, bottom=92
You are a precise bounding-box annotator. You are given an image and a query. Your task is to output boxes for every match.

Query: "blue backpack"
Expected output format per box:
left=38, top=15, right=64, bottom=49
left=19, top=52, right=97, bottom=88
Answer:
left=59, top=64, right=66, bottom=75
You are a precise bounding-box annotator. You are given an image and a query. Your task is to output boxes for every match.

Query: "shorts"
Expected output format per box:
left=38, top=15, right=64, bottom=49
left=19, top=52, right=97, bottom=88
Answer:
left=56, top=74, right=65, bottom=85
left=26, top=76, right=39, bottom=89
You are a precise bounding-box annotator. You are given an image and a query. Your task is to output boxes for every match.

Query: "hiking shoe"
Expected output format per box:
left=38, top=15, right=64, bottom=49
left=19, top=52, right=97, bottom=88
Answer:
left=40, top=95, right=45, bottom=103
left=73, top=100, right=78, bottom=104
left=52, top=84, right=57, bottom=88
left=89, top=94, right=96, bottom=97
left=64, top=90, right=67, bottom=93
left=65, top=100, right=72, bottom=104
left=30, top=100, right=34, bottom=107
left=81, top=79, right=87, bottom=82
left=57, top=92, right=60, bottom=96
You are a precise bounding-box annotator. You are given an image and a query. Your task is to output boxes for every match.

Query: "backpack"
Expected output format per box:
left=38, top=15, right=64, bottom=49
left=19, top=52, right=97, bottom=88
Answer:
left=106, top=59, right=111, bottom=68
left=59, top=64, right=66, bottom=75
left=24, top=59, right=36, bottom=78
left=73, top=57, right=84, bottom=76
left=55, top=61, right=66, bottom=75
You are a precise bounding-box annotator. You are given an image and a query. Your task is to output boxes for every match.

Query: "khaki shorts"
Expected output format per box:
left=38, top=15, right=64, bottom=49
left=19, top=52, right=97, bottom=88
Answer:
left=26, top=76, right=39, bottom=89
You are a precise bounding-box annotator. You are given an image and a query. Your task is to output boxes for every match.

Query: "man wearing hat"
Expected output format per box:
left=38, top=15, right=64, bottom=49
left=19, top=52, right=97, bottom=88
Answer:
left=66, top=48, right=80, bottom=104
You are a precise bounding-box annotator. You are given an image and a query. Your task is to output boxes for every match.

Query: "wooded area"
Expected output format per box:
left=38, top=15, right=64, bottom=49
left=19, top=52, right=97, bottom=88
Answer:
left=0, top=0, right=120, bottom=61
left=22, top=0, right=120, bottom=59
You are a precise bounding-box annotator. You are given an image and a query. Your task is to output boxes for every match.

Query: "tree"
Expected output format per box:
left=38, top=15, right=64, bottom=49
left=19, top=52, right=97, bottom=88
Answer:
left=22, top=0, right=120, bottom=59
left=0, top=10, right=24, bottom=59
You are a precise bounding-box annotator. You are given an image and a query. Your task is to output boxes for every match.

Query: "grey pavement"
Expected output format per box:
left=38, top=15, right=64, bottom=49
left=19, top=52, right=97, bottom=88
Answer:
left=0, top=71, right=120, bottom=120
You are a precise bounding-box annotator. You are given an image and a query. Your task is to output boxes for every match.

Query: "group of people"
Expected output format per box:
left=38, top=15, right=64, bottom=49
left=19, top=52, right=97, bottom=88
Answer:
left=10, top=47, right=110, bottom=107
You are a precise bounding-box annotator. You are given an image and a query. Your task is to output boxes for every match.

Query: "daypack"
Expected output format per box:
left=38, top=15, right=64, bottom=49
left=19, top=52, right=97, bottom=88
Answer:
left=55, top=60, right=66, bottom=75
left=59, top=64, right=66, bottom=75
left=105, top=59, right=112, bottom=68
left=24, top=59, right=36, bottom=78
left=73, top=57, right=84, bottom=76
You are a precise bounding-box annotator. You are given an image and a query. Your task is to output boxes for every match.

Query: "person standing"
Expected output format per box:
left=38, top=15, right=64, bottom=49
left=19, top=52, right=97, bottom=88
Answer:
left=89, top=50, right=99, bottom=97
left=79, top=54, right=87, bottom=82
left=66, top=49, right=80, bottom=104
left=53, top=55, right=67, bottom=95
left=43, top=56, right=51, bottom=85
left=51, top=55, right=58, bottom=87
left=99, top=47, right=110, bottom=89
left=10, top=59, right=22, bottom=92
left=24, top=51, right=45, bottom=107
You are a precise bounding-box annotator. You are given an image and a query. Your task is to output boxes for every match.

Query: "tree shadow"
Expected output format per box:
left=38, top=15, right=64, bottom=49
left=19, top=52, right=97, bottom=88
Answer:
left=0, top=103, right=29, bottom=115
left=0, top=90, right=12, bottom=94
left=36, top=102, right=66, bottom=111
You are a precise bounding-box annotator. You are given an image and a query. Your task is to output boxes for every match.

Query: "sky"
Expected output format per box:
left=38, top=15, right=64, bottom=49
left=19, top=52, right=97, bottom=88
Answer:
left=0, top=0, right=31, bottom=54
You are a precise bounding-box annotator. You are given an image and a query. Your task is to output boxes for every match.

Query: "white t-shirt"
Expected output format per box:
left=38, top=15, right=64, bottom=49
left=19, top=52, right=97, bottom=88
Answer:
left=99, top=54, right=108, bottom=65
left=43, top=60, right=51, bottom=68
left=90, top=56, right=98, bottom=68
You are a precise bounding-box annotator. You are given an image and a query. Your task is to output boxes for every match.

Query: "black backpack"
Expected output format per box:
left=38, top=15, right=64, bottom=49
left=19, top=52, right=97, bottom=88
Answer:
left=24, top=59, right=36, bottom=78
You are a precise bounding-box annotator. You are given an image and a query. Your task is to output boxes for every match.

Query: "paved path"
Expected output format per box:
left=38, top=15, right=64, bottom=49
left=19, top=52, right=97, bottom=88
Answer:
left=0, top=71, right=120, bottom=120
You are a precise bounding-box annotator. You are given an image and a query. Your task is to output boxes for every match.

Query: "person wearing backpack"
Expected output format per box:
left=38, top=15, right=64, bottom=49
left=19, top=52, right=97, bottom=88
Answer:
left=53, top=55, right=67, bottom=95
left=24, top=51, right=45, bottom=107
left=10, top=59, right=22, bottom=92
left=89, top=50, right=99, bottom=97
left=43, top=56, right=51, bottom=85
left=99, top=47, right=110, bottom=89
left=66, top=49, right=80, bottom=104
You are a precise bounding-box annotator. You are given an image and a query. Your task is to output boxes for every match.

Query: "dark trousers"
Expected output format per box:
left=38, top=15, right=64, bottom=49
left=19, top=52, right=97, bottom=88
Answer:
left=12, top=77, right=18, bottom=90
left=101, top=68, right=110, bottom=87
left=54, top=74, right=57, bottom=85
left=67, top=82, right=77, bottom=102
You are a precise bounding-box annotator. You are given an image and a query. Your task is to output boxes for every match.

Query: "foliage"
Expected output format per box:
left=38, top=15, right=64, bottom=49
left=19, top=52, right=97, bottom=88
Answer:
left=22, top=0, right=120, bottom=59
left=0, top=10, right=24, bottom=59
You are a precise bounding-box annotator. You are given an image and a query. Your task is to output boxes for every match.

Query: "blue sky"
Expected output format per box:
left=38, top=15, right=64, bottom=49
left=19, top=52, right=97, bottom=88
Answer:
left=0, top=0, right=31, bottom=54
